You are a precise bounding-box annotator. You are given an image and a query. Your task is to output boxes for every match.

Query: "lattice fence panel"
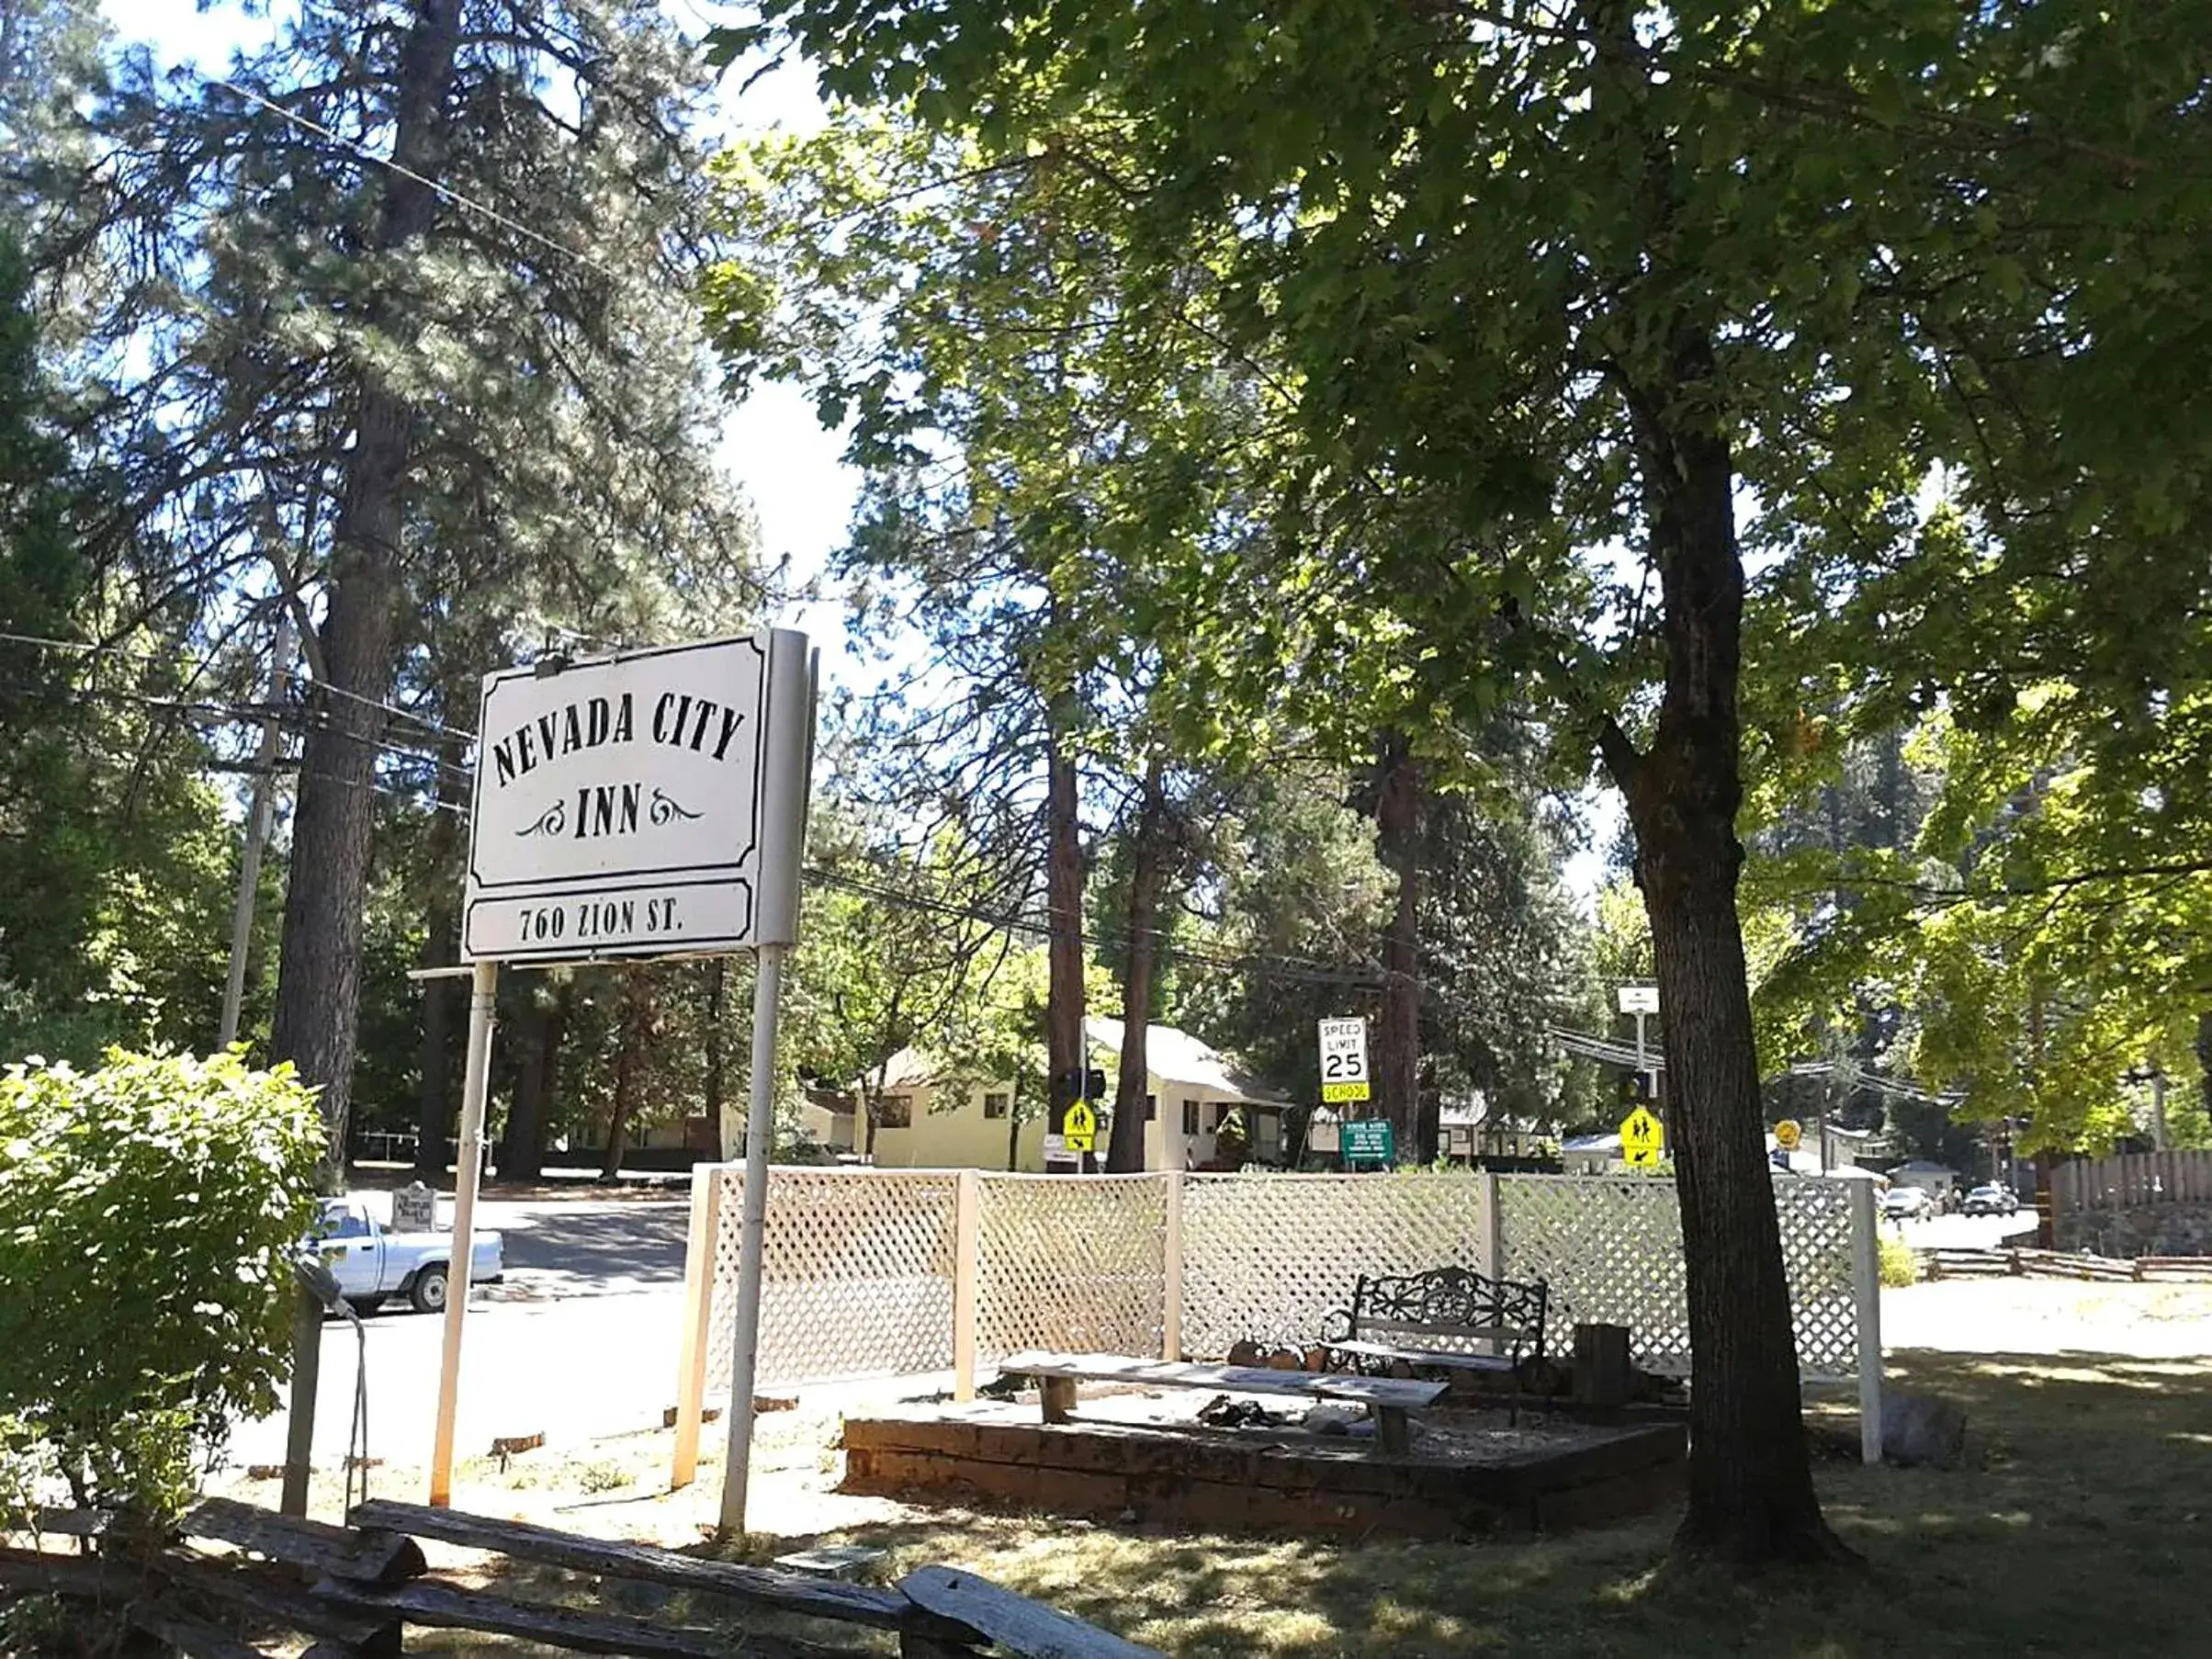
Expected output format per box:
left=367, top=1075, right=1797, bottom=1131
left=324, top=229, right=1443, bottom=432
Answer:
left=706, top=1168, right=958, bottom=1393
left=1496, top=1175, right=1689, bottom=1371
left=975, top=1175, right=1166, bottom=1364
left=1180, top=1174, right=1490, bottom=1358
left=1774, top=1179, right=1859, bottom=1379
left=1496, top=1175, right=1860, bottom=1380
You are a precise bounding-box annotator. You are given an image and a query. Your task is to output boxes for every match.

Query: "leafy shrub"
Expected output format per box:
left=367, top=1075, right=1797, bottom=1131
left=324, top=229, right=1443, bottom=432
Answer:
left=1879, top=1234, right=1921, bottom=1288
left=0, top=1049, right=322, bottom=1521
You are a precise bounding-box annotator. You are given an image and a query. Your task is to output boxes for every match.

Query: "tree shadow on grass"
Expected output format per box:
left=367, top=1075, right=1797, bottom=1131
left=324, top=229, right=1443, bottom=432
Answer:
left=691, top=1348, right=2212, bottom=1658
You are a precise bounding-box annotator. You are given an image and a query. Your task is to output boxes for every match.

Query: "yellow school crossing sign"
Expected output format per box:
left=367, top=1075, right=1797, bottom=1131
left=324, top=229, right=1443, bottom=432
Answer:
left=1063, top=1099, right=1097, bottom=1154
left=1620, top=1105, right=1665, bottom=1168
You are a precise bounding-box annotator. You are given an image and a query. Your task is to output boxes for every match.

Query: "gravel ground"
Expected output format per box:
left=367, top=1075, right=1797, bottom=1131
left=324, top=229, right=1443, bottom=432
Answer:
left=1883, top=1278, right=2212, bottom=1360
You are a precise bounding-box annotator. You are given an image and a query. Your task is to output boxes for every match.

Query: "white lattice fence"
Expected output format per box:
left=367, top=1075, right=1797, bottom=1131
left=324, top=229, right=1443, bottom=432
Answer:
left=1180, top=1173, right=1492, bottom=1357
left=705, top=1168, right=958, bottom=1393
left=1496, top=1174, right=1860, bottom=1379
left=974, top=1175, right=1166, bottom=1364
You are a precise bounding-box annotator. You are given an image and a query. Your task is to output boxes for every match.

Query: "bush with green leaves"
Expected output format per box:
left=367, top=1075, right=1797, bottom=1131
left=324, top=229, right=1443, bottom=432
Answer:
left=0, top=1048, right=322, bottom=1520
left=1879, top=1234, right=1922, bottom=1289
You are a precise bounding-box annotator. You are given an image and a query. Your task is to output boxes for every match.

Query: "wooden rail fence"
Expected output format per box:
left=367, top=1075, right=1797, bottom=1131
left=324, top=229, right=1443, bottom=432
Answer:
left=1, top=1494, right=1160, bottom=1657
left=1919, top=1247, right=2212, bottom=1283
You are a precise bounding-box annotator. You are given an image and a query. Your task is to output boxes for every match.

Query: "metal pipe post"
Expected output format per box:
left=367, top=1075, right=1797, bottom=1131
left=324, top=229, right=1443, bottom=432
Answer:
left=719, top=942, right=788, bottom=1534
left=429, top=957, right=499, bottom=1506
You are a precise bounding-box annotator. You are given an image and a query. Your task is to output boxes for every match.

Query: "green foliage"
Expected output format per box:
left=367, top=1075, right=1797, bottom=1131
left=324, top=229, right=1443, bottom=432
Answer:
left=1878, top=1235, right=1920, bottom=1290
left=0, top=1049, right=322, bottom=1519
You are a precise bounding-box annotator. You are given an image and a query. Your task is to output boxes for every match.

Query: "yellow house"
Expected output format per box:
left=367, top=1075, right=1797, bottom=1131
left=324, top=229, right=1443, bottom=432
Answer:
left=862, top=1017, right=1291, bottom=1172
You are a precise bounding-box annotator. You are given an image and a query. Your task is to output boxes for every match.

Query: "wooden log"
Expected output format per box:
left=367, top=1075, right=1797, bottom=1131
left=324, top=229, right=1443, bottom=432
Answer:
left=28, top=1507, right=113, bottom=1540
left=311, top=1576, right=874, bottom=1658
left=1571, top=1325, right=1632, bottom=1407
left=0, top=1542, right=139, bottom=1599
left=156, top=1551, right=401, bottom=1654
left=347, top=1500, right=971, bottom=1644
left=899, top=1564, right=1165, bottom=1658
left=182, top=1497, right=423, bottom=1586
left=127, top=1605, right=265, bottom=1659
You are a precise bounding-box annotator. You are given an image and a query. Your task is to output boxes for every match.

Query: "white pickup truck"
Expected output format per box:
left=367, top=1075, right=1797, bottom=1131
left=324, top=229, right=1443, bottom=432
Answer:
left=308, top=1197, right=503, bottom=1315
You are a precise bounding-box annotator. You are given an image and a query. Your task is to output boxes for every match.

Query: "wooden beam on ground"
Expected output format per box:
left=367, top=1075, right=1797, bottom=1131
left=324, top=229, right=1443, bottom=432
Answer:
left=155, top=1551, right=402, bottom=1655
left=0, top=1542, right=139, bottom=1600
left=127, top=1605, right=265, bottom=1659
left=28, top=1507, right=114, bottom=1540
left=311, top=1576, right=874, bottom=1658
left=180, top=1497, right=424, bottom=1586
left=348, top=1499, right=973, bottom=1643
left=899, top=1565, right=1165, bottom=1659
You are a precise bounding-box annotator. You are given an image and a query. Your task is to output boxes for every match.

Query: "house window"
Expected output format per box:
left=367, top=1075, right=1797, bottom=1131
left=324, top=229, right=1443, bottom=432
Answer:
left=1181, top=1100, right=1201, bottom=1136
left=876, top=1094, right=913, bottom=1129
left=983, top=1092, right=1010, bottom=1120
left=1146, top=1093, right=1157, bottom=1121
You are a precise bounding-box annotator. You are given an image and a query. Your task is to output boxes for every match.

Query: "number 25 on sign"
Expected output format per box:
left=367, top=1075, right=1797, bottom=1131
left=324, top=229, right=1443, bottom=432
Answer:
left=1318, top=1018, right=1371, bottom=1103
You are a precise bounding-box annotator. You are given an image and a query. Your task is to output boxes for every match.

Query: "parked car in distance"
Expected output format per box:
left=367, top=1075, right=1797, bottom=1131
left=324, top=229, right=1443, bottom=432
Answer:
left=1880, top=1185, right=1934, bottom=1220
left=306, top=1196, right=502, bottom=1315
left=1961, top=1183, right=2022, bottom=1217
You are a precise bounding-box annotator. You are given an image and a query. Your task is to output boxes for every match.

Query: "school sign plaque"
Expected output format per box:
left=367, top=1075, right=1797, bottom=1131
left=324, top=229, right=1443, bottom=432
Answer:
left=462, top=632, right=812, bottom=962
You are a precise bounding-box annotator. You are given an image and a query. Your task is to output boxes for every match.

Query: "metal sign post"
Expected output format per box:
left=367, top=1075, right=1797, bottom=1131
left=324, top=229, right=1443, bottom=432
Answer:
left=423, top=629, right=814, bottom=1518
left=1618, top=984, right=1659, bottom=1100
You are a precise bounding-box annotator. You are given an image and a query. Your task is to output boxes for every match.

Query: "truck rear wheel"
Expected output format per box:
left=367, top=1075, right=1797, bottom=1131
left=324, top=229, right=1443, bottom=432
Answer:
left=410, top=1264, right=449, bottom=1315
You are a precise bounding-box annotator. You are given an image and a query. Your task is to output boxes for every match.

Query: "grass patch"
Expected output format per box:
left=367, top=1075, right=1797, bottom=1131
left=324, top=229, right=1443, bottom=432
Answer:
left=697, top=1349, right=2210, bottom=1657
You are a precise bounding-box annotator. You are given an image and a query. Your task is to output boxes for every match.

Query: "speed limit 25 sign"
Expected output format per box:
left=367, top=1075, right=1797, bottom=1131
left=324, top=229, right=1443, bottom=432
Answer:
left=1318, top=1018, right=1371, bottom=1103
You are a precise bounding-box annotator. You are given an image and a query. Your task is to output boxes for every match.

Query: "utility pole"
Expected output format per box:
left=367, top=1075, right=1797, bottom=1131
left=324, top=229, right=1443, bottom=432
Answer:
left=220, top=610, right=294, bottom=1048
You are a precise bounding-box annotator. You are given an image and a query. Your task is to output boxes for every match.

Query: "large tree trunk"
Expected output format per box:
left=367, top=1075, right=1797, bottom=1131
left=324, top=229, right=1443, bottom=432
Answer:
left=412, top=740, right=466, bottom=1179
left=1608, top=318, right=1845, bottom=1565
left=1106, top=760, right=1168, bottom=1173
left=1373, top=733, right=1423, bottom=1163
left=270, top=0, right=463, bottom=1179
left=602, top=967, right=656, bottom=1181
left=499, top=981, right=568, bottom=1183
left=1045, top=737, right=1086, bottom=1168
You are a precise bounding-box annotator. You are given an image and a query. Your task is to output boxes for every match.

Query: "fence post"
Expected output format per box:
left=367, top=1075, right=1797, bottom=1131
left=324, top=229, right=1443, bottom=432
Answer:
left=953, top=1170, right=980, bottom=1403
left=1162, top=1170, right=1185, bottom=1362
left=1479, top=1171, right=1504, bottom=1356
left=671, top=1163, right=725, bottom=1489
left=1850, top=1178, right=1883, bottom=1466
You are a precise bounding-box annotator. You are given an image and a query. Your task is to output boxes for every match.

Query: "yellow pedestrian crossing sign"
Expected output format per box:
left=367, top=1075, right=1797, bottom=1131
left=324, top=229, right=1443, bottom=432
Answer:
left=1063, top=1099, right=1097, bottom=1154
left=1620, top=1105, right=1664, bottom=1168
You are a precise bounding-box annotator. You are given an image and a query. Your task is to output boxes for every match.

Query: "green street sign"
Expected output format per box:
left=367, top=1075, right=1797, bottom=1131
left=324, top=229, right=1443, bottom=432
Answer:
left=1341, top=1119, right=1394, bottom=1166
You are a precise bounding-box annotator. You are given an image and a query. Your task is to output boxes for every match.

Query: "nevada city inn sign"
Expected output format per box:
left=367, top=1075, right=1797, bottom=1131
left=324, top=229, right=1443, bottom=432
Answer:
left=463, top=633, right=810, bottom=962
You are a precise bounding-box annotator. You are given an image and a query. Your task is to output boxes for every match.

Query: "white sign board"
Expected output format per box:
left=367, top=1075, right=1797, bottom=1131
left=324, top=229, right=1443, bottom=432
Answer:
left=464, top=631, right=812, bottom=963
left=1618, top=984, right=1660, bottom=1015
left=1317, top=1017, right=1371, bottom=1103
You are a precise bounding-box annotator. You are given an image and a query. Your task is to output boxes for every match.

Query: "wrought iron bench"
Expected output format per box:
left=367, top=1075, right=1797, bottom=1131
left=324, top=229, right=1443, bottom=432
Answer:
left=1319, top=1266, right=1552, bottom=1421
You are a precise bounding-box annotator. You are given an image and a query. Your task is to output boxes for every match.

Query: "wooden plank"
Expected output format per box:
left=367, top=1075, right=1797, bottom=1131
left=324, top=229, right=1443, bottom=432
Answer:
left=182, top=1496, right=423, bottom=1586
left=999, top=1351, right=1445, bottom=1408
left=1325, top=1339, right=1515, bottom=1374
left=156, top=1551, right=401, bottom=1654
left=899, top=1564, right=1164, bottom=1659
left=671, top=1160, right=722, bottom=1488
left=0, top=1542, right=138, bottom=1599
left=312, top=1576, right=875, bottom=1658
left=29, top=1507, right=114, bottom=1540
left=128, top=1605, right=265, bottom=1659
left=347, top=1500, right=965, bottom=1641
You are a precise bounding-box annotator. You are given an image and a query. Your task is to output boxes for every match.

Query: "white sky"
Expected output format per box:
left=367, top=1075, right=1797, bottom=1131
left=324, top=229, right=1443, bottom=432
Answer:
left=94, top=0, right=1614, bottom=907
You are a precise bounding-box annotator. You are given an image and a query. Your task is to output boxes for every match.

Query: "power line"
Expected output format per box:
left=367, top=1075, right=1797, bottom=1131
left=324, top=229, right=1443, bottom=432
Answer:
left=207, top=77, right=638, bottom=289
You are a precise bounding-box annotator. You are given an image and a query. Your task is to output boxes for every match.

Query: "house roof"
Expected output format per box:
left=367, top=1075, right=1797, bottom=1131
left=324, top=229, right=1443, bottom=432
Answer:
left=1085, top=1016, right=1290, bottom=1107
left=856, top=1020, right=1290, bottom=1108
left=1561, top=1133, right=1621, bottom=1155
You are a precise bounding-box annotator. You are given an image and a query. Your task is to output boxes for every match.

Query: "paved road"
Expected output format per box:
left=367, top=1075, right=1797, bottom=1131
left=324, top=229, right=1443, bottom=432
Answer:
left=1892, top=1210, right=2038, bottom=1250
left=227, top=1195, right=694, bottom=1478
